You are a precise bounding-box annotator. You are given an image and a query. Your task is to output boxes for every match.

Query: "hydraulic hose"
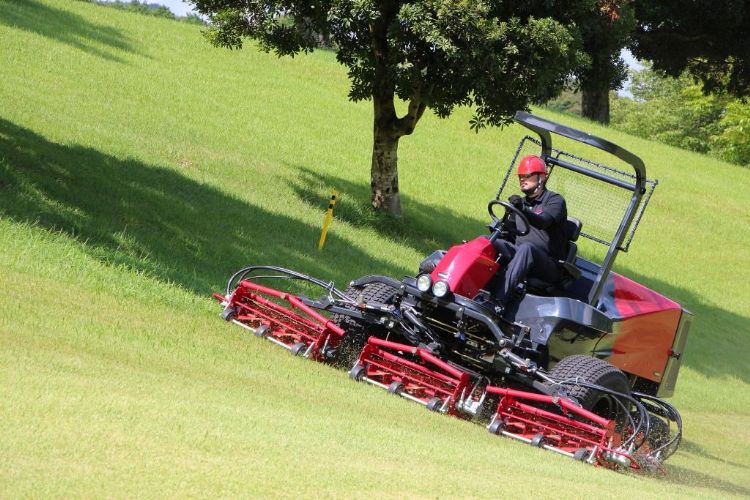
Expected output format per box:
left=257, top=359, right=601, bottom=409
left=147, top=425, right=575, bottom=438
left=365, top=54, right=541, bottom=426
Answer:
left=225, top=265, right=353, bottom=302
left=549, top=378, right=649, bottom=450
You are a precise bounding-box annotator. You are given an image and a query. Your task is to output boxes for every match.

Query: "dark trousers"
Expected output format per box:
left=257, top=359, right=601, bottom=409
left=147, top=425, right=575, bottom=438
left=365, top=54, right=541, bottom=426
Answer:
left=490, top=240, right=561, bottom=303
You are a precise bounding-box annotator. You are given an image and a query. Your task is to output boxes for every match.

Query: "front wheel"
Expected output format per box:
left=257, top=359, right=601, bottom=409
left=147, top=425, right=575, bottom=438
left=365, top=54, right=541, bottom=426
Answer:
left=330, top=280, right=399, bottom=368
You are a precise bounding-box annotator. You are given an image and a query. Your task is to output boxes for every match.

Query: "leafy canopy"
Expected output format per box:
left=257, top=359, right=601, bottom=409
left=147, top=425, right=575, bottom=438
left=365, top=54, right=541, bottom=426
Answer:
left=194, top=0, right=591, bottom=129
left=575, top=2, right=634, bottom=91
left=611, top=66, right=750, bottom=167
left=631, top=1, right=750, bottom=98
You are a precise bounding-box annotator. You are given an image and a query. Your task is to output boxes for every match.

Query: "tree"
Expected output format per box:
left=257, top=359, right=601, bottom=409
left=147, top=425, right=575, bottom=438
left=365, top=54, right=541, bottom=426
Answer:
left=712, top=100, right=750, bottom=166
left=575, top=1, right=634, bottom=123
left=610, top=67, right=727, bottom=153
left=610, top=66, right=750, bottom=167
left=190, top=0, right=595, bottom=216
left=631, top=1, right=750, bottom=98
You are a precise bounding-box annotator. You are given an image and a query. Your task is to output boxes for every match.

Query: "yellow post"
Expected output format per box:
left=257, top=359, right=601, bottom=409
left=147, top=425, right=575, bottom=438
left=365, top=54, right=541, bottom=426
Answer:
left=318, top=191, right=337, bottom=250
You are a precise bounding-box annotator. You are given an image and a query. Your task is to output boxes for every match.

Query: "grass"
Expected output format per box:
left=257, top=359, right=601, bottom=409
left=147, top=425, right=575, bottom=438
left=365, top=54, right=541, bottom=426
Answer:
left=1, top=0, right=749, bottom=497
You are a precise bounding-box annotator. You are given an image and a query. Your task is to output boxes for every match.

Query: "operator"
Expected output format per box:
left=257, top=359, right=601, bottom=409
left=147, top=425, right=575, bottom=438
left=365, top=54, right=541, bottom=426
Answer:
left=490, top=155, right=568, bottom=308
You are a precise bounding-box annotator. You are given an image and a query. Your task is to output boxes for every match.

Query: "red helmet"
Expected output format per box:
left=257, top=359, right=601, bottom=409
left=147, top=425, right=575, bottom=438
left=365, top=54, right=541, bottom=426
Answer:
left=517, top=155, right=547, bottom=176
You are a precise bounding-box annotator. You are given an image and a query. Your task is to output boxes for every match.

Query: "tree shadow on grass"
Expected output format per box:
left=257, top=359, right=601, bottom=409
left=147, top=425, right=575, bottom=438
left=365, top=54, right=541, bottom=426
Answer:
left=0, top=118, right=406, bottom=297
left=0, top=0, right=141, bottom=63
left=287, top=165, right=487, bottom=257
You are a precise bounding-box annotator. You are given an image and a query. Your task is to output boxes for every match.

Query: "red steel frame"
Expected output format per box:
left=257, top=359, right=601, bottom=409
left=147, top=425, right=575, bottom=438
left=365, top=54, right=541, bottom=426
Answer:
left=213, top=280, right=345, bottom=361
left=355, top=337, right=473, bottom=414
left=486, top=386, right=638, bottom=468
left=214, top=279, right=642, bottom=469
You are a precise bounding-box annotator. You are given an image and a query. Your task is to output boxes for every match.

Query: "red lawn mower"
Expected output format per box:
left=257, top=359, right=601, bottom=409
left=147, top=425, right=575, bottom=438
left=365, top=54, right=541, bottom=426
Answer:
left=214, top=112, right=690, bottom=471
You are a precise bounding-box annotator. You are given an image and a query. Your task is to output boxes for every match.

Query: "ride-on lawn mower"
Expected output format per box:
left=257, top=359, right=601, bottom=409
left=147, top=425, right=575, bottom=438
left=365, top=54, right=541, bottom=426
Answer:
left=214, top=112, right=691, bottom=471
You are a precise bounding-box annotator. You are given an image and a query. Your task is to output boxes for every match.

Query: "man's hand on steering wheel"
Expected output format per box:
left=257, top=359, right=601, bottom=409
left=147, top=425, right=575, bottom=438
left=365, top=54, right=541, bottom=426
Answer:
left=508, top=194, right=523, bottom=209
left=487, top=199, right=530, bottom=240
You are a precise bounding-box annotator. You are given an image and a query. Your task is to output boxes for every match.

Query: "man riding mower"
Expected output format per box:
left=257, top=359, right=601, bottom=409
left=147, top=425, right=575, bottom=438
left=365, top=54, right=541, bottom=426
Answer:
left=214, top=112, right=690, bottom=470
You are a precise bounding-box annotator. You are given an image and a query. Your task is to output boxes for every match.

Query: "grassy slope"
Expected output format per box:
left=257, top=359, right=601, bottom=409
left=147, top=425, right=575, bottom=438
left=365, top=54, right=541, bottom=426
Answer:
left=0, top=0, right=748, bottom=497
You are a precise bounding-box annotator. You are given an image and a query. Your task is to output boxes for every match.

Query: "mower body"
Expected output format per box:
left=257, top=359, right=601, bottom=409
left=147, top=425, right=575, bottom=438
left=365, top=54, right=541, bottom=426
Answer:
left=430, top=237, right=499, bottom=299
left=214, top=112, right=689, bottom=469
left=415, top=236, right=691, bottom=398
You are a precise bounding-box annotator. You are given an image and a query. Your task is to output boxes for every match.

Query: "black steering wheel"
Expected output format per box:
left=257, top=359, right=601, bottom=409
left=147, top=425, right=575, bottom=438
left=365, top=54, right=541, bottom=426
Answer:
left=487, top=200, right=530, bottom=237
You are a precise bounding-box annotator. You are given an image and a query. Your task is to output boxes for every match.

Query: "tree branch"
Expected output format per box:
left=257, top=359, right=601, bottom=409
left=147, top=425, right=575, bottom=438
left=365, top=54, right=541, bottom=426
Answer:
left=396, top=84, right=432, bottom=136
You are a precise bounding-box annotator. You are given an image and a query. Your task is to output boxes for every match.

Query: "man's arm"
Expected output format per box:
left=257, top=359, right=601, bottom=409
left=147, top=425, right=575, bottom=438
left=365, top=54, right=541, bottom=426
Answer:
left=524, top=194, right=566, bottom=229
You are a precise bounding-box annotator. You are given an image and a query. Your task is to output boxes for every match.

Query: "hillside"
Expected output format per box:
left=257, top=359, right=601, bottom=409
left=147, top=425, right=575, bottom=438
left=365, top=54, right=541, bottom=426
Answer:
left=1, top=1, right=748, bottom=497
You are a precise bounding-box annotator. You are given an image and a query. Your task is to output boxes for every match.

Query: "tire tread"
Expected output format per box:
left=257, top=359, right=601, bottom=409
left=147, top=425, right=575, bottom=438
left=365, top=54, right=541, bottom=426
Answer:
left=330, top=281, right=398, bottom=367
left=549, top=355, right=630, bottom=415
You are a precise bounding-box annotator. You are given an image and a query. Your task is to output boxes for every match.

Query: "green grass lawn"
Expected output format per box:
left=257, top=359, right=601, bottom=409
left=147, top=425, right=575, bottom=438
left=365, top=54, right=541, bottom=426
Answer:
left=1, top=0, right=749, bottom=497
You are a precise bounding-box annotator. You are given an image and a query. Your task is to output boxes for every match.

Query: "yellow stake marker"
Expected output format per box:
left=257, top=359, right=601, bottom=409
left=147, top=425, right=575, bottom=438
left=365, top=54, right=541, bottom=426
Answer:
left=318, top=191, right=337, bottom=250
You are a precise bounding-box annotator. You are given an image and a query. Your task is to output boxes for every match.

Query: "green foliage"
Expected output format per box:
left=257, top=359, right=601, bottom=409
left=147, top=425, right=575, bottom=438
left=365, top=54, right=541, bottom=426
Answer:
left=97, top=0, right=175, bottom=18
left=193, top=0, right=590, bottom=129
left=712, top=100, right=750, bottom=166
left=575, top=2, right=634, bottom=90
left=543, top=88, right=582, bottom=115
left=93, top=0, right=206, bottom=24
left=631, top=1, right=750, bottom=98
left=611, top=67, right=750, bottom=166
left=611, top=69, right=725, bottom=154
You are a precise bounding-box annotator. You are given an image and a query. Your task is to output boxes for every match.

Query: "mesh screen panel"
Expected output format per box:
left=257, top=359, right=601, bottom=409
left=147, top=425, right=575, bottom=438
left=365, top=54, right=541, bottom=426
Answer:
left=495, top=137, right=657, bottom=252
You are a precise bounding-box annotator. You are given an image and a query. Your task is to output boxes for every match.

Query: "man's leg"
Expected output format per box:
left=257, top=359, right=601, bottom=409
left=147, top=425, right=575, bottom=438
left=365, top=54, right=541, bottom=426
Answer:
left=490, top=240, right=516, bottom=303
left=491, top=239, right=516, bottom=264
left=502, top=243, right=561, bottom=303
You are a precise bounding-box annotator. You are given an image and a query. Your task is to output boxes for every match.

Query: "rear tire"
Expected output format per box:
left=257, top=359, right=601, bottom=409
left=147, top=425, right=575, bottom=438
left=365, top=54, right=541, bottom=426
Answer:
left=330, top=280, right=399, bottom=368
left=549, top=355, right=630, bottom=420
left=644, top=415, right=671, bottom=450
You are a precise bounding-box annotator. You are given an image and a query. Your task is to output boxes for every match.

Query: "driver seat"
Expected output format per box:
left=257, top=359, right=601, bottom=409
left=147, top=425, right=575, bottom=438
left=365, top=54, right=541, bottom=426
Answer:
left=525, top=216, right=583, bottom=295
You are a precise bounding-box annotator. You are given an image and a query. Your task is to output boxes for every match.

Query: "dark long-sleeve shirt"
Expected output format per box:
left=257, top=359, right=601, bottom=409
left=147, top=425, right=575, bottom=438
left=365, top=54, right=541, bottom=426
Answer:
left=511, top=189, right=568, bottom=260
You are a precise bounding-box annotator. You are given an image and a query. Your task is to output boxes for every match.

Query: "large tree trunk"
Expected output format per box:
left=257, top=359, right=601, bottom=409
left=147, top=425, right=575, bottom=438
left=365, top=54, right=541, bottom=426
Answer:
left=370, top=126, right=401, bottom=216
left=581, top=84, right=610, bottom=124
left=370, top=94, right=402, bottom=216
left=366, top=4, right=429, bottom=217
left=368, top=87, right=427, bottom=217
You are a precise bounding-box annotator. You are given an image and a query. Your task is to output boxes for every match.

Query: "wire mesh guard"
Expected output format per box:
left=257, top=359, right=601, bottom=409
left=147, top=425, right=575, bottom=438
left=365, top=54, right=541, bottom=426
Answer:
left=496, top=137, right=657, bottom=252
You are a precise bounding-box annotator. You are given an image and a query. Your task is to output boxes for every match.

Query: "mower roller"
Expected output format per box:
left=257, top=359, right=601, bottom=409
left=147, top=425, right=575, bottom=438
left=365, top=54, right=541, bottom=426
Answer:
left=350, top=337, right=484, bottom=415
left=213, top=271, right=346, bottom=361
left=214, top=112, right=688, bottom=471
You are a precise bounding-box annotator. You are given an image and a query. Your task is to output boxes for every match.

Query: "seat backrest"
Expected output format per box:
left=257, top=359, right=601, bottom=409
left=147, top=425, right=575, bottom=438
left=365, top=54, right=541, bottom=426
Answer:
left=561, top=218, right=583, bottom=281
left=565, top=217, right=583, bottom=242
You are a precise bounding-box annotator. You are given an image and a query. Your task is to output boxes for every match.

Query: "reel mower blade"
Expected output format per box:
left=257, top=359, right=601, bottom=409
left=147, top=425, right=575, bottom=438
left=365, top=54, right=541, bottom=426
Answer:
left=485, top=386, right=639, bottom=469
left=213, top=280, right=345, bottom=361
left=350, top=337, right=482, bottom=416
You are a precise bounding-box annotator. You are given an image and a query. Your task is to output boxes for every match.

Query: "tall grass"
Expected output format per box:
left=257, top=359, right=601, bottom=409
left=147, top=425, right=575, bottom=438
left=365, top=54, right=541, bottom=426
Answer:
left=1, top=1, right=748, bottom=497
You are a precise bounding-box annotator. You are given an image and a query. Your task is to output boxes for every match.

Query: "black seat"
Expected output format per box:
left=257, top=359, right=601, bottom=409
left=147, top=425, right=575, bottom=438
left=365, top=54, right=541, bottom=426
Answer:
left=526, top=216, right=583, bottom=294
left=564, top=216, right=583, bottom=242
left=559, top=217, right=582, bottom=280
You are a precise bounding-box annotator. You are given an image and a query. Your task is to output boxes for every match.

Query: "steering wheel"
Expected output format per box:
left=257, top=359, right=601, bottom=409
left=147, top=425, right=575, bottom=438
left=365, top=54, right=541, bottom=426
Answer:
left=487, top=200, right=530, bottom=237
